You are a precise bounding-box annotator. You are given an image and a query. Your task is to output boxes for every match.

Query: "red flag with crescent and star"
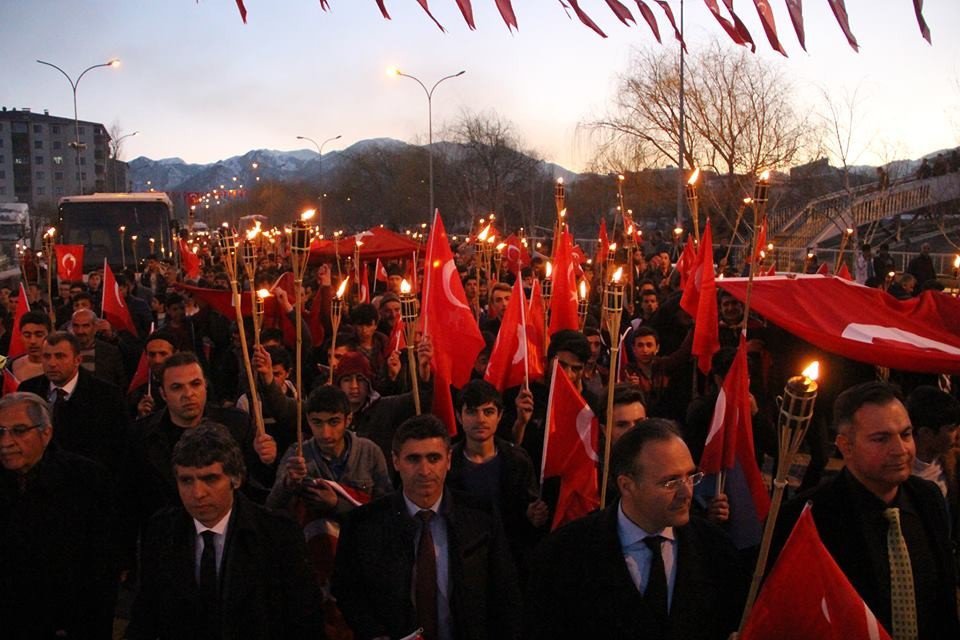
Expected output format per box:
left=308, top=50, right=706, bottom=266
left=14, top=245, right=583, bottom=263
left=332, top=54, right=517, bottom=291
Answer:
left=101, top=260, right=138, bottom=336
left=55, top=245, right=84, bottom=282
left=421, top=212, right=486, bottom=435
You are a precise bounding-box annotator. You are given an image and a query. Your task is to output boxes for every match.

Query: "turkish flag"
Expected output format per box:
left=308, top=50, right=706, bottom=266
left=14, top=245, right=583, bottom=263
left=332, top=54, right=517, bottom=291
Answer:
left=6, top=283, right=30, bottom=359
left=634, top=0, right=662, bottom=42
left=527, top=279, right=546, bottom=364
left=454, top=0, right=476, bottom=29
left=178, top=238, right=201, bottom=280
left=654, top=0, right=686, bottom=51
left=570, top=244, right=587, bottom=278
left=765, top=263, right=777, bottom=277
left=541, top=359, right=600, bottom=530
left=718, top=275, right=960, bottom=374
left=494, top=0, right=518, bottom=30
left=55, top=244, right=84, bottom=282
left=548, top=231, right=580, bottom=337
left=816, top=262, right=829, bottom=275
left=677, top=234, right=697, bottom=290
left=752, top=0, right=788, bottom=56
left=827, top=0, right=860, bottom=51
left=698, top=335, right=770, bottom=549
left=384, top=317, right=406, bottom=357
left=484, top=279, right=543, bottom=391
left=2, top=368, right=19, bottom=397
left=177, top=283, right=252, bottom=318
left=358, top=262, right=370, bottom=303
left=704, top=0, right=748, bottom=47
left=837, top=263, right=853, bottom=281
left=741, top=505, right=892, bottom=640
left=128, top=351, right=150, bottom=394
left=785, top=0, right=806, bottom=50
left=375, top=258, right=388, bottom=283
left=751, top=217, right=767, bottom=264
left=596, top=219, right=609, bottom=264
left=501, top=234, right=530, bottom=275
left=421, top=213, right=486, bottom=435
left=683, top=222, right=719, bottom=374
left=102, top=261, right=138, bottom=336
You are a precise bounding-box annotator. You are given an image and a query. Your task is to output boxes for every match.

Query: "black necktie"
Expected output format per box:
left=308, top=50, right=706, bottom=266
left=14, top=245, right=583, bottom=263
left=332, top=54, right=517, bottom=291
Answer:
left=51, top=388, right=67, bottom=424
left=199, top=530, right=219, bottom=604
left=644, top=535, right=669, bottom=621
left=415, top=510, right=438, bottom=640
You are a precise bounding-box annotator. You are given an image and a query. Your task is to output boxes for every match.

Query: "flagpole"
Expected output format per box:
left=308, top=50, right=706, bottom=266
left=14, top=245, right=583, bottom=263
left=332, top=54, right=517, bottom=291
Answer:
left=740, top=172, right=770, bottom=335
left=399, top=279, right=422, bottom=415
left=723, top=198, right=751, bottom=266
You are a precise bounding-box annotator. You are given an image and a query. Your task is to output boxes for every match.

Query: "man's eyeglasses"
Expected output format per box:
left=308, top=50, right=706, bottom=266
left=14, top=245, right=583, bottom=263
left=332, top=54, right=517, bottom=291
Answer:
left=657, top=472, right=705, bottom=491
left=0, top=424, right=44, bottom=438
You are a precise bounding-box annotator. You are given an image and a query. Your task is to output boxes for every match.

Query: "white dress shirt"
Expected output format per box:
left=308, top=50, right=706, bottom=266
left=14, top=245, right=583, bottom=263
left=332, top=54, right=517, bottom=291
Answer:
left=403, top=493, right=451, bottom=640
left=193, top=509, right=232, bottom=582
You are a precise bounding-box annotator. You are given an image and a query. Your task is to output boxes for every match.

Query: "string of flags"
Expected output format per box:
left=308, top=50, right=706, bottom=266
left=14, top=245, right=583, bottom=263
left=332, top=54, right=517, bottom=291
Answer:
left=230, top=0, right=934, bottom=50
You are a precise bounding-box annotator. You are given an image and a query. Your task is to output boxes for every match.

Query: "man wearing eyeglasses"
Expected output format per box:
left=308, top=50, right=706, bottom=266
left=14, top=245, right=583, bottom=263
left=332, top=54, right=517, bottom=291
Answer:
left=526, top=418, right=747, bottom=640
left=0, top=392, right=119, bottom=639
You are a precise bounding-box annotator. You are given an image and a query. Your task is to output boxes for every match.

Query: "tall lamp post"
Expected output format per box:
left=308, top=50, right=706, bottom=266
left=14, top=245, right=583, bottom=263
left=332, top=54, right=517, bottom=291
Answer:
left=296, top=134, right=341, bottom=224
left=110, top=130, right=139, bottom=192
left=36, top=58, right=120, bottom=195
left=387, top=66, right=466, bottom=218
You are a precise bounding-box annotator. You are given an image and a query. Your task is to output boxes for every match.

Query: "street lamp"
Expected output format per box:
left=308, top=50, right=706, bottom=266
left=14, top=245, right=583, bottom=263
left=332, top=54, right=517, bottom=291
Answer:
left=36, top=58, right=120, bottom=195
left=110, top=130, right=139, bottom=192
left=387, top=66, right=466, bottom=218
left=297, top=134, right=341, bottom=221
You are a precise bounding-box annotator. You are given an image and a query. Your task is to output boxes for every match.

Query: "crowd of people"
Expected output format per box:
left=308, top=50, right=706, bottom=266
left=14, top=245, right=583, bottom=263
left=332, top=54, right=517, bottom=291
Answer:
left=0, top=236, right=958, bottom=639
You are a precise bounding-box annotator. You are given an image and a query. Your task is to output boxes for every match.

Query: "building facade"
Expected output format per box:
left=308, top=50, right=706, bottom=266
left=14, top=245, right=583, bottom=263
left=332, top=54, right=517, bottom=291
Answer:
left=0, top=107, right=127, bottom=208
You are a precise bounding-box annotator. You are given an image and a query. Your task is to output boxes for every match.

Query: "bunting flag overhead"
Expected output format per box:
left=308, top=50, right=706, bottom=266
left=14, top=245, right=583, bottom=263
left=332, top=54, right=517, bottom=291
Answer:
left=784, top=0, right=806, bottom=50
left=913, top=0, right=931, bottom=44
left=634, top=0, right=662, bottom=43
left=494, top=0, right=518, bottom=31
left=654, top=0, right=686, bottom=50
left=752, top=0, right=787, bottom=56
left=740, top=505, right=892, bottom=640
left=721, top=0, right=757, bottom=52
left=565, top=0, right=608, bottom=38
left=415, top=0, right=447, bottom=31
left=826, top=0, right=859, bottom=51
left=697, top=335, right=770, bottom=549
left=703, top=0, right=750, bottom=48
left=604, top=0, right=636, bottom=26
left=454, top=0, right=476, bottom=29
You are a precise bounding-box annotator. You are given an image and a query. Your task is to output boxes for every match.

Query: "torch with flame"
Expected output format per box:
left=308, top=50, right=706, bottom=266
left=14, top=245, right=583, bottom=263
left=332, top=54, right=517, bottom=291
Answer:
left=327, top=277, right=350, bottom=385
left=399, top=279, right=422, bottom=415
left=599, top=265, right=626, bottom=507
left=686, top=168, right=702, bottom=243
left=542, top=261, right=553, bottom=306
left=739, top=360, right=821, bottom=630
left=577, top=280, right=589, bottom=331
left=119, top=225, right=127, bottom=269
left=291, top=208, right=317, bottom=456
left=555, top=178, right=565, bottom=219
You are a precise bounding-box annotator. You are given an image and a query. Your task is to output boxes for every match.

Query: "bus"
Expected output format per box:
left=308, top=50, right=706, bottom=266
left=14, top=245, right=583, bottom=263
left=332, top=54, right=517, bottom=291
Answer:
left=57, top=192, right=175, bottom=271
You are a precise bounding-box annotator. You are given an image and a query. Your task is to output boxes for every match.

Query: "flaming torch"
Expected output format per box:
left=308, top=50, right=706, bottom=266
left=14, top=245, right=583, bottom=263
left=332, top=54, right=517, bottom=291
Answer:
left=577, top=280, right=589, bottom=331
left=42, top=227, right=56, bottom=324
left=119, top=225, right=127, bottom=269
left=242, top=224, right=262, bottom=340
left=217, top=226, right=266, bottom=439
left=541, top=261, right=553, bottom=307
left=599, top=266, right=625, bottom=507
left=742, top=171, right=771, bottom=330
left=686, top=168, right=701, bottom=244
left=328, top=277, right=350, bottom=384
left=290, top=208, right=316, bottom=456
left=254, top=288, right=270, bottom=348
left=739, top=361, right=820, bottom=631
left=399, top=279, right=422, bottom=415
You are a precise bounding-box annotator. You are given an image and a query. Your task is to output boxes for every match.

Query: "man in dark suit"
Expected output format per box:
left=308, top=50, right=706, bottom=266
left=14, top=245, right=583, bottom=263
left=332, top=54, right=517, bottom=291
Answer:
left=70, top=308, right=128, bottom=389
left=332, top=414, right=522, bottom=640
left=18, top=331, right=129, bottom=476
left=0, top=392, right=119, bottom=640
left=126, top=422, right=323, bottom=639
left=775, top=382, right=959, bottom=639
left=525, top=419, right=747, bottom=640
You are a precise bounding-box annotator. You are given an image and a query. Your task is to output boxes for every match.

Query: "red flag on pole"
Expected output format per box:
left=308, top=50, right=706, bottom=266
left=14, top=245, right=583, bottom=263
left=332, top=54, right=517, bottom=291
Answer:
left=6, top=283, right=30, bottom=359
left=741, top=505, right=892, bottom=640
left=421, top=213, right=486, bottom=435
left=816, top=262, right=829, bottom=275
left=359, top=263, right=370, bottom=303
left=826, top=0, right=859, bottom=51
left=527, top=279, right=546, bottom=359
left=677, top=235, right=697, bottom=290
left=542, top=359, right=600, bottom=530
left=502, top=234, right=530, bottom=275
left=548, top=231, right=580, bottom=337
left=682, top=222, right=719, bottom=374
left=128, top=351, right=150, bottom=394
left=765, top=263, right=777, bottom=277
left=54, top=244, right=84, bottom=282
left=751, top=218, right=767, bottom=264
left=375, top=258, right=388, bottom=283
left=102, top=260, right=138, bottom=336
left=384, top=317, right=406, bottom=357
left=698, top=335, right=770, bottom=548
left=484, top=279, right=543, bottom=391
left=836, top=263, right=853, bottom=281
left=597, top=219, right=609, bottom=264
left=178, top=238, right=201, bottom=280
left=2, top=368, right=19, bottom=396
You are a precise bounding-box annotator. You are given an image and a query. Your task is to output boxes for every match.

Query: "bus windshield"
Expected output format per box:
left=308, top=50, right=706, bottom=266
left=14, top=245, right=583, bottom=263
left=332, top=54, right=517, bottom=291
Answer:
left=58, top=197, right=173, bottom=271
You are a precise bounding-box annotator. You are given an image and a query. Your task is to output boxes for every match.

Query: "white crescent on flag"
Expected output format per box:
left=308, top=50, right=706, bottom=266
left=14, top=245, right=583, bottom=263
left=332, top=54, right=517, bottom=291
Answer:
left=577, top=406, right=599, bottom=463
left=442, top=260, right=471, bottom=312
left=61, top=252, right=77, bottom=274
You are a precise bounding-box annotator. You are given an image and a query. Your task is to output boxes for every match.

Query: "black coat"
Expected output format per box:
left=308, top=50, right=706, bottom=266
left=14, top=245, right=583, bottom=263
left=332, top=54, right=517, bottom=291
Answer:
left=775, top=470, right=960, bottom=639
left=19, top=368, right=129, bottom=476
left=126, top=492, right=323, bottom=639
left=332, top=490, right=522, bottom=640
left=0, top=446, right=119, bottom=640
left=525, top=503, right=748, bottom=640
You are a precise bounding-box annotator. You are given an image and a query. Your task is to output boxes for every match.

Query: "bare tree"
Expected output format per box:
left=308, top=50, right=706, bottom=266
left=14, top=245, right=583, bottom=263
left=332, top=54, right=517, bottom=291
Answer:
left=586, top=40, right=816, bottom=215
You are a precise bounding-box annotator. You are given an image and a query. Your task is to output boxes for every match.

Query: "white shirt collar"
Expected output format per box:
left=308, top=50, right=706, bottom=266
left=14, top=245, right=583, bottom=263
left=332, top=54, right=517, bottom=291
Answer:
left=52, top=370, right=81, bottom=398
left=193, top=507, right=232, bottom=536
left=617, top=501, right=675, bottom=548
left=403, top=492, right=443, bottom=518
